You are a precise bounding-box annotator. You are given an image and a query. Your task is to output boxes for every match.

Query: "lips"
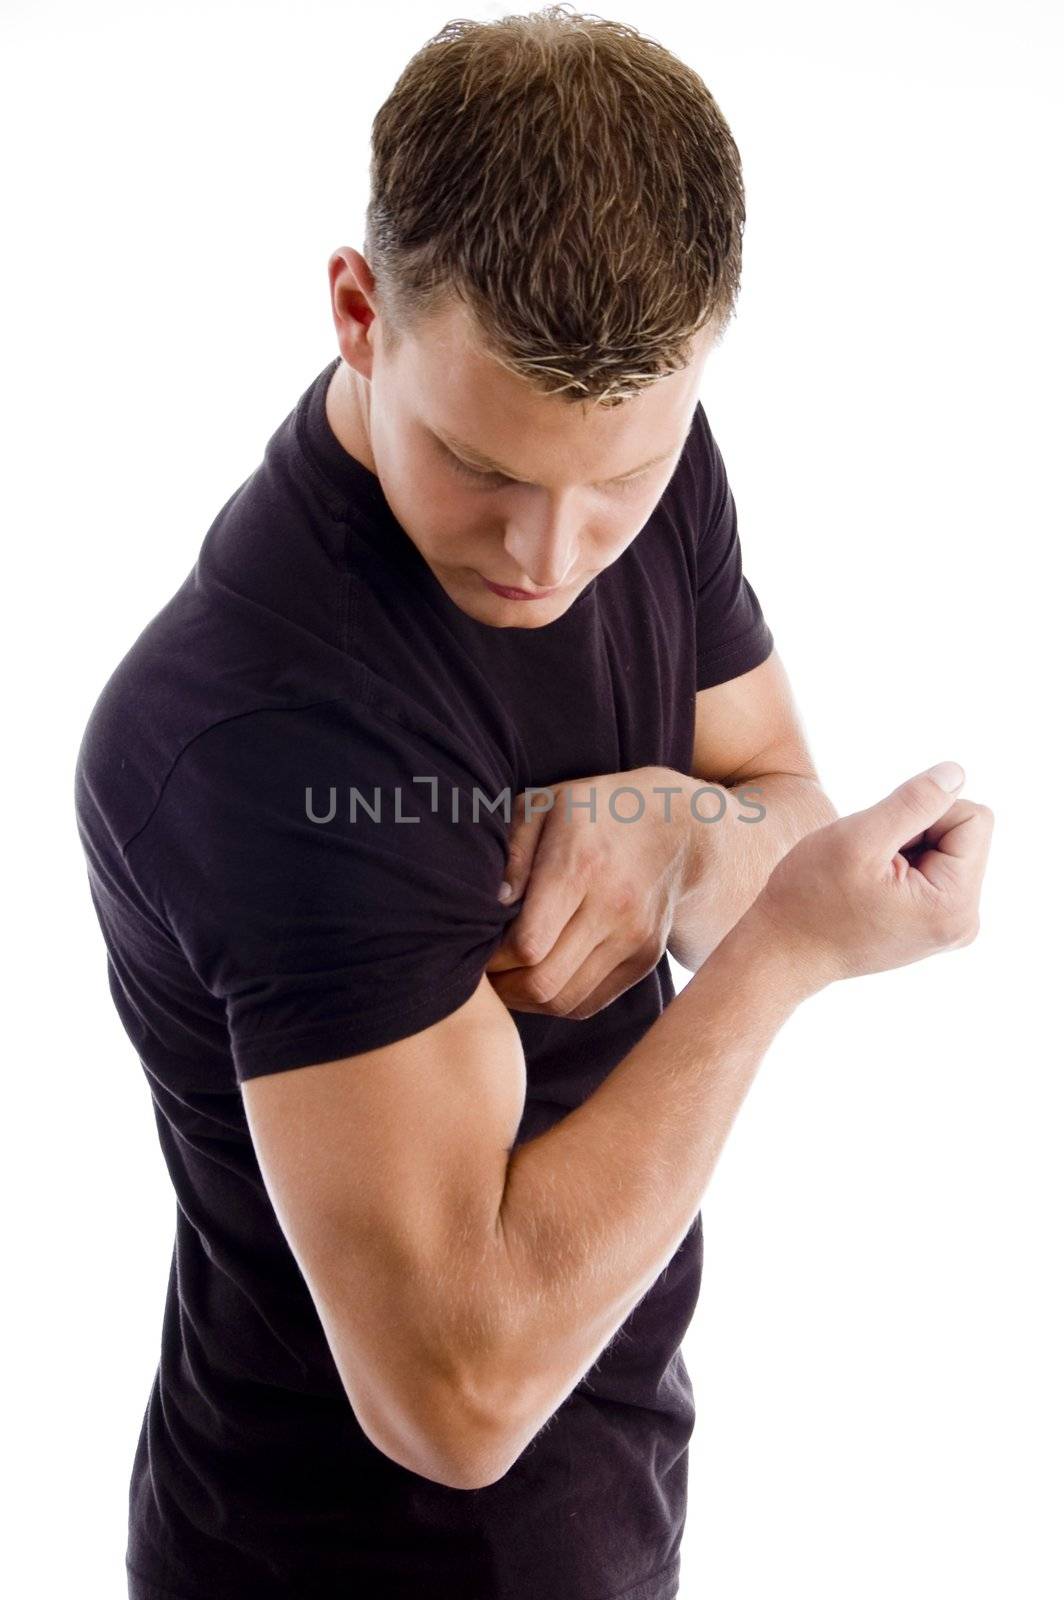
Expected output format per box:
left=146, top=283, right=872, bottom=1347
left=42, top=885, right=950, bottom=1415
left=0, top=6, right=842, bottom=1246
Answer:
left=480, top=575, right=560, bottom=600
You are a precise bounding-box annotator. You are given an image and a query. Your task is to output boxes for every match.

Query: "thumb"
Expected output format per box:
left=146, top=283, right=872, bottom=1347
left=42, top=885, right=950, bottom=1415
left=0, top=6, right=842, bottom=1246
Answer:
left=870, top=760, right=966, bottom=857
left=497, top=800, right=551, bottom=905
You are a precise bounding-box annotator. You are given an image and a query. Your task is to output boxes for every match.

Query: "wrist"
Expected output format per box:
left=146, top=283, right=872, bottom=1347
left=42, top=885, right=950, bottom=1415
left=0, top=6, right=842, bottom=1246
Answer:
left=714, top=898, right=835, bottom=1003
left=648, top=768, right=718, bottom=901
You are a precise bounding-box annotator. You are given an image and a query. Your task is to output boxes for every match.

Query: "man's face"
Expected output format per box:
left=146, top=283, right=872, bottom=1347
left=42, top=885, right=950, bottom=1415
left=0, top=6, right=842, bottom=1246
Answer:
left=329, top=255, right=715, bottom=630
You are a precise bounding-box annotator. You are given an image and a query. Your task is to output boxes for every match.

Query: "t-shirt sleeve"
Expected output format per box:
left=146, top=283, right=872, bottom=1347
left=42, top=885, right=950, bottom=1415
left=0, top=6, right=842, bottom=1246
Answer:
left=692, top=407, right=775, bottom=689
left=125, top=698, right=518, bottom=1083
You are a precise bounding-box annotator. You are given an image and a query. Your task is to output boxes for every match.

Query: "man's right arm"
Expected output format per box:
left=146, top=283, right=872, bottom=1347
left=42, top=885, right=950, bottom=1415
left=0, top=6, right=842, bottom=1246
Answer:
left=241, top=766, right=991, bottom=1493
left=241, top=909, right=817, bottom=1491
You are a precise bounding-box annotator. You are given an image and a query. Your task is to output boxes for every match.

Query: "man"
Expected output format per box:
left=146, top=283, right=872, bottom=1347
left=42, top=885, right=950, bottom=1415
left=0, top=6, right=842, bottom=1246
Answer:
left=74, top=12, right=991, bottom=1599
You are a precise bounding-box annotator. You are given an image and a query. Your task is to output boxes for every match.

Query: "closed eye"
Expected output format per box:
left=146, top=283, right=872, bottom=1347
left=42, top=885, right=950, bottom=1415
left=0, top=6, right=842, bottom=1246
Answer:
left=445, top=452, right=653, bottom=493
left=447, top=455, right=513, bottom=488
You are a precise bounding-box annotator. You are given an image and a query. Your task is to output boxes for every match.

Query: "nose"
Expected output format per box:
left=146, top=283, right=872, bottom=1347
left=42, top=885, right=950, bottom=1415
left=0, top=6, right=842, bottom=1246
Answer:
left=502, top=497, right=580, bottom=590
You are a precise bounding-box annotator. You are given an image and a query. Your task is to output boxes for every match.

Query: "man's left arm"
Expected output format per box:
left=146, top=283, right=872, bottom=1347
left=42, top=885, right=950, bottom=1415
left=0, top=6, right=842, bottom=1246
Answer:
left=667, top=648, right=839, bottom=972
left=485, top=647, right=838, bottom=1015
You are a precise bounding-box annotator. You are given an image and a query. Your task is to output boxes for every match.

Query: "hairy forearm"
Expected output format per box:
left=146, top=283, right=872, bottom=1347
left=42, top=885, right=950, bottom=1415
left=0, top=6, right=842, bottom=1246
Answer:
left=667, top=771, right=839, bottom=971
left=473, top=909, right=823, bottom=1484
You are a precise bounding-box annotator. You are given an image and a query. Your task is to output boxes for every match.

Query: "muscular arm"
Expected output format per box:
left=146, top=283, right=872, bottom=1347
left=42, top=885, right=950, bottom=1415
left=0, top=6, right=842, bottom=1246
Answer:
left=245, top=903, right=820, bottom=1491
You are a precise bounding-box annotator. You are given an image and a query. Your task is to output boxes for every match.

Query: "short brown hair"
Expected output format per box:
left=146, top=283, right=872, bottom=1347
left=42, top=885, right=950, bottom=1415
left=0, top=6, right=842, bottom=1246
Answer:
left=364, top=4, right=745, bottom=409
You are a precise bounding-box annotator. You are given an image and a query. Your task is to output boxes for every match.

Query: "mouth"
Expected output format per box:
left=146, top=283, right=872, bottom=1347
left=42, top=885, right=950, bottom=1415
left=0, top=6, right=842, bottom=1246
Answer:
left=479, top=574, right=562, bottom=601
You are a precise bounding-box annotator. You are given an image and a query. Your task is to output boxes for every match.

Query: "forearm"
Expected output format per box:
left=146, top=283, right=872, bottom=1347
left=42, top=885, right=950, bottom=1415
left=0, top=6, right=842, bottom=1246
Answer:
left=668, top=772, right=839, bottom=971
left=477, top=909, right=824, bottom=1480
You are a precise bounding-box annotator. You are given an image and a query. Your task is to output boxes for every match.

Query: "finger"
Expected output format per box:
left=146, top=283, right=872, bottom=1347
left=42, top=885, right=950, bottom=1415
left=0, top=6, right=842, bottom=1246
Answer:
left=921, top=798, right=993, bottom=857
left=907, top=801, right=995, bottom=895
left=548, top=932, right=663, bottom=1019
left=488, top=899, right=607, bottom=1012
left=486, top=971, right=556, bottom=1015
left=498, top=793, right=553, bottom=905
left=484, top=938, right=525, bottom=974
left=493, top=940, right=614, bottom=1017
left=565, top=946, right=665, bottom=1020
left=897, top=796, right=988, bottom=862
left=488, top=906, right=603, bottom=1011
left=898, top=826, right=962, bottom=864
left=501, top=824, right=592, bottom=969
left=854, top=764, right=968, bottom=859
left=484, top=896, right=531, bottom=972
left=492, top=895, right=665, bottom=1018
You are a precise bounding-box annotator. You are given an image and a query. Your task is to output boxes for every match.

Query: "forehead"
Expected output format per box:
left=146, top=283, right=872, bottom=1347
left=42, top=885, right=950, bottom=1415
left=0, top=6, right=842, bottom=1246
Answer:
left=395, top=297, right=707, bottom=481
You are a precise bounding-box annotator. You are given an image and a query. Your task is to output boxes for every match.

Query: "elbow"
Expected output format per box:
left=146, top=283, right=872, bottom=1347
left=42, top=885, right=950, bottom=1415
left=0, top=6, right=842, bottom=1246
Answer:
left=431, top=1437, right=520, bottom=1493
left=383, top=1434, right=512, bottom=1494
left=332, top=1235, right=533, bottom=1491
left=399, top=1402, right=519, bottom=1492
left=353, top=1365, right=523, bottom=1493
left=426, top=1373, right=526, bottom=1491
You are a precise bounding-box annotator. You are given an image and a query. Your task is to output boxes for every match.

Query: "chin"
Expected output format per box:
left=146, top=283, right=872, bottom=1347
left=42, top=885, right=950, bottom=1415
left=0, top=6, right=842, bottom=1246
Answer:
left=468, top=594, right=568, bottom=629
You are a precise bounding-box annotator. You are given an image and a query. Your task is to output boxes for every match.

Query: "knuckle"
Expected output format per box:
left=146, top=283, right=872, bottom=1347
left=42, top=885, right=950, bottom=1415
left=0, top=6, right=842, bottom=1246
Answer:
left=609, top=883, right=638, bottom=919
left=522, top=968, right=557, bottom=1005
left=631, top=922, right=663, bottom=961
left=944, top=913, right=979, bottom=948
left=927, top=904, right=958, bottom=945
left=574, top=845, right=604, bottom=882
left=511, top=932, right=545, bottom=966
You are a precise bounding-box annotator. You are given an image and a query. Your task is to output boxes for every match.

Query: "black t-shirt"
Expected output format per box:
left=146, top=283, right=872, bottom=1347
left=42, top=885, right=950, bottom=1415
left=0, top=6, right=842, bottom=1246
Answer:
left=74, top=354, right=774, bottom=1600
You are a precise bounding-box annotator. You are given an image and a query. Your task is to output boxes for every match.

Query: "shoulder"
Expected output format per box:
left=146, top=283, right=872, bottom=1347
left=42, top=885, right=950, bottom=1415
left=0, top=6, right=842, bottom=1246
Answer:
left=74, top=565, right=504, bottom=856
left=119, top=694, right=517, bottom=1045
left=142, top=694, right=510, bottom=844
left=121, top=693, right=513, bottom=924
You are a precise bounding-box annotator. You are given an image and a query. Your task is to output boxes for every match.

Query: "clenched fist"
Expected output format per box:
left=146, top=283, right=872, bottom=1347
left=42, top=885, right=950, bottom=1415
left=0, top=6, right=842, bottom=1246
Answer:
left=743, top=761, right=993, bottom=990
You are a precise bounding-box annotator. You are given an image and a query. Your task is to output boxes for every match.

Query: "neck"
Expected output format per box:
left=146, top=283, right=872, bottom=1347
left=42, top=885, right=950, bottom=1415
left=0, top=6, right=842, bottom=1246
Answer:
left=325, top=362, right=377, bottom=476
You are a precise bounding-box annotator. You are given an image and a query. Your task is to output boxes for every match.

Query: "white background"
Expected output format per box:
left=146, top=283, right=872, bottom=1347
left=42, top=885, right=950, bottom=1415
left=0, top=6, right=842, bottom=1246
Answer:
left=4, top=2, right=1061, bottom=1595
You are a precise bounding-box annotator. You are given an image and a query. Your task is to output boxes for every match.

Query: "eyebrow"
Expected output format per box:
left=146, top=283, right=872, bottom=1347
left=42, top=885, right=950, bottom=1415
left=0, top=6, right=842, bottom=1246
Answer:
left=433, top=427, right=678, bottom=486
